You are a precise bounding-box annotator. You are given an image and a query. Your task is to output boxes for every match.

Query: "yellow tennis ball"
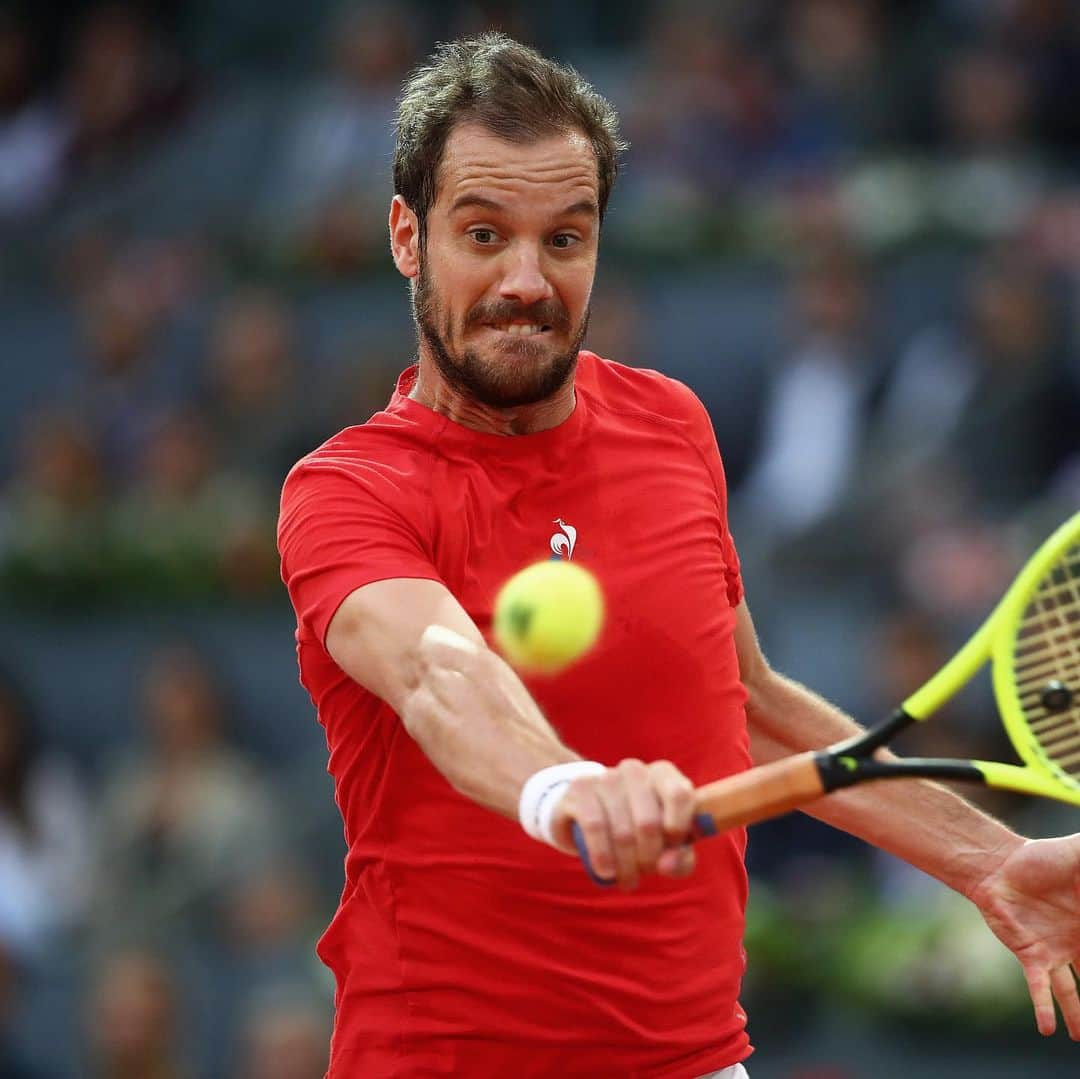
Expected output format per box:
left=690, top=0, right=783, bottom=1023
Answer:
left=493, top=560, right=604, bottom=674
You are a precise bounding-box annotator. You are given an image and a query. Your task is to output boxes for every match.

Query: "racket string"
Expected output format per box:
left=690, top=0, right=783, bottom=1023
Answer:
left=1013, top=542, right=1080, bottom=779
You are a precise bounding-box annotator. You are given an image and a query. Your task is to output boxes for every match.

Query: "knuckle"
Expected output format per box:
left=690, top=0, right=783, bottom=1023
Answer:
left=573, top=807, right=605, bottom=834
left=638, top=816, right=663, bottom=837
left=566, top=775, right=596, bottom=797
left=674, top=783, right=694, bottom=807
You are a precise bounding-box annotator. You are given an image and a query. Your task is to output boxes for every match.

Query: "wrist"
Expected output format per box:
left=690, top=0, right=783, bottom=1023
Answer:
left=518, top=761, right=606, bottom=847
left=963, top=831, right=1026, bottom=904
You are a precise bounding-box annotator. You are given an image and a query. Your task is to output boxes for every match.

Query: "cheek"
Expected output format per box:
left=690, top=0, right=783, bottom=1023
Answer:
left=431, top=264, right=488, bottom=327
left=561, top=270, right=594, bottom=320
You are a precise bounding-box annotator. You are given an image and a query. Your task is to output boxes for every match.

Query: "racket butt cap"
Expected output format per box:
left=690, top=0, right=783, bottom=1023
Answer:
left=694, top=812, right=718, bottom=837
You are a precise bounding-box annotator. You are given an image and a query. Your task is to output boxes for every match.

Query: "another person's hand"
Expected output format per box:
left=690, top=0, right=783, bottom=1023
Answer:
left=969, top=835, right=1080, bottom=1038
left=550, top=759, right=697, bottom=889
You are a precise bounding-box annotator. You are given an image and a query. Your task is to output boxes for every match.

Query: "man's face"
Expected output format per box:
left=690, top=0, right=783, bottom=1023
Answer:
left=412, top=123, right=600, bottom=409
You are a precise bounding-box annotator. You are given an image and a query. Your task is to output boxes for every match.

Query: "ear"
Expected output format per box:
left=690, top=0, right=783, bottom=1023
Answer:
left=389, top=195, right=420, bottom=279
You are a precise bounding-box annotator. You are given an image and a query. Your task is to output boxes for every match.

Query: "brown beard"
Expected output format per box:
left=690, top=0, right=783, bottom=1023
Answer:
left=413, top=261, right=589, bottom=409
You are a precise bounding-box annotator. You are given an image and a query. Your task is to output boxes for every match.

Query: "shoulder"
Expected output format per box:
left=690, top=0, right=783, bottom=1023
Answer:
left=281, top=410, right=435, bottom=508
left=577, top=350, right=714, bottom=434
left=579, top=351, right=730, bottom=499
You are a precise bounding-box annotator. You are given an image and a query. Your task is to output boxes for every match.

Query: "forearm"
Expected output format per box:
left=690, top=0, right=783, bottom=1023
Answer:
left=400, top=626, right=579, bottom=818
left=327, top=582, right=583, bottom=822
left=745, top=671, right=1022, bottom=898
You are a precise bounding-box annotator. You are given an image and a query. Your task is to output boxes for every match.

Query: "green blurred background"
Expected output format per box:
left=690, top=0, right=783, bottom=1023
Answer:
left=0, top=1, right=1078, bottom=1076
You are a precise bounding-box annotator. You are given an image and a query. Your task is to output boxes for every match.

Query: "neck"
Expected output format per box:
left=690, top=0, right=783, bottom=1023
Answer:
left=408, top=352, right=577, bottom=436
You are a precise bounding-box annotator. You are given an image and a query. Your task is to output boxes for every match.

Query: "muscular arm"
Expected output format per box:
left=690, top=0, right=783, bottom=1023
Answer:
left=326, top=578, right=578, bottom=818
left=733, top=602, right=1022, bottom=898
left=325, top=577, right=696, bottom=882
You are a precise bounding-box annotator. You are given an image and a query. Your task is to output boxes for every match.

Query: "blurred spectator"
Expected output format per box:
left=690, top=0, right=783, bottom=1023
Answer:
left=91, top=644, right=279, bottom=950
left=940, top=47, right=1032, bottom=155
left=207, top=854, right=329, bottom=1061
left=934, top=46, right=1045, bottom=236
left=780, top=0, right=891, bottom=153
left=255, top=1, right=419, bottom=273
left=66, top=255, right=172, bottom=485
left=109, top=409, right=279, bottom=598
left=0, top=409, right=112, bottom=604
left=63, top=3, right=190, bottom=178
left=86, top=948, right=185, bottom=1079
left=875, top=250, right=1080, bottom=512
left=736, top=243, right=884, bottom=537
left=222, top=857, right=320, bottom=979
left=0, top=669, right=90, bottom=962
left=616, top=3, right=788, bottom=223
left=198, top=291, right=324, bottom=482
left=0, top=12, right=67, bottom=220
left=236, top=985, right=330, bottom=1079
left=989, top=0, right=1080, bottom=153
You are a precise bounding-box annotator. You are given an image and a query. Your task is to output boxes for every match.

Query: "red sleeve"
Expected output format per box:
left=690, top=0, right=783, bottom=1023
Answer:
left=670, top=380, right=743, bottom=609
left=278, top=456, right=443, bottom=647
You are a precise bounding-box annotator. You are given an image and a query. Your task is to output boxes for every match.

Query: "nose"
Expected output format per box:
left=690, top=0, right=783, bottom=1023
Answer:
left=498, top=244, right=554, bottom=307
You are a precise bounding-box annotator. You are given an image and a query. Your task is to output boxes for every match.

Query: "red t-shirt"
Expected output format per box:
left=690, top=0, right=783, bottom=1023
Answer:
left=278, top=352, right=753, bottom=1078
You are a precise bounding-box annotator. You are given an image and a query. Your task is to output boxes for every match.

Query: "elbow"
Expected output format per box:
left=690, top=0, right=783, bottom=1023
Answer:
left=397, top=623, right=483, bottom=745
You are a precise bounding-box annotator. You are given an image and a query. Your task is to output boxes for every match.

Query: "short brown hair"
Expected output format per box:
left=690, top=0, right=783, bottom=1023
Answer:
left=394, top=33, right=626, bottom=233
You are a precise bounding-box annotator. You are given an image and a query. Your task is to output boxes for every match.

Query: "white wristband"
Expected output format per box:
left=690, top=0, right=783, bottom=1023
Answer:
left=518, top=761, right=606, bottom=847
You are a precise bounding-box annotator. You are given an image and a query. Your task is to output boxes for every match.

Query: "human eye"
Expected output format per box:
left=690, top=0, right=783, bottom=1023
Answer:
left=550, top=233, right=580, bottom=250
left=468, top=228, right=499, bottom=245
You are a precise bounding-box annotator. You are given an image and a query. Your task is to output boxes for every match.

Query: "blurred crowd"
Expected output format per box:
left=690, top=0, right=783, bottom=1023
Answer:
left=1, top=1, right=1079, bottom=1075
left=0, top=646, right=333, bottom=1077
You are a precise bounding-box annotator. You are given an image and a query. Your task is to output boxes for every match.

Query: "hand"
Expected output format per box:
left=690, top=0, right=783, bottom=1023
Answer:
left=549, top=759, right=697, bottom=889
left=968, top=835, right=1080, bottom=1038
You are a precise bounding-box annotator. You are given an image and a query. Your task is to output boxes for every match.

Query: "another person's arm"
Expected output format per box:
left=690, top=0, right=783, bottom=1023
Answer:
left=734, top=600, right=1080, bottom=1038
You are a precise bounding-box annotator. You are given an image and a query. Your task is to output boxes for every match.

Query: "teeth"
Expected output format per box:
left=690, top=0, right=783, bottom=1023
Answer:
left=499, top=324, right=542, bottom=336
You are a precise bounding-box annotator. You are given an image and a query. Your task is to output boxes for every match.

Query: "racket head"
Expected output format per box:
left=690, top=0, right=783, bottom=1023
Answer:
left=991, top=512, right=1080, bottom=799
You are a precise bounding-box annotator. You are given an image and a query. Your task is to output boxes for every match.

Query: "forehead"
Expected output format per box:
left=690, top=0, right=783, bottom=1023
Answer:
left=435, top=122, right=599, bottom=216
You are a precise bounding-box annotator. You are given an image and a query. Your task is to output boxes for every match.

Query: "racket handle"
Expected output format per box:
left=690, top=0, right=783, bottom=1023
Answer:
left=573, top=753, right=826, bottom=886
left=693, top=751, right=827, bottom=833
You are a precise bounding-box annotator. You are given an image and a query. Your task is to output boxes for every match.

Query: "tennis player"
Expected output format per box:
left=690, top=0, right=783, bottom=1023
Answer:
left=278, top=33, right=1080, bottom=1078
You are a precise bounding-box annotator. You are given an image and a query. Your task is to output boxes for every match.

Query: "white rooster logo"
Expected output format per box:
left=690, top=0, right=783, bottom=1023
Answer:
left=550, top=518, right=577, bottom=560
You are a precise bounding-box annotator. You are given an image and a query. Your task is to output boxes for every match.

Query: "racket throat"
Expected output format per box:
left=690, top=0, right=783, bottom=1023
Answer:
left=816, top=707, right=920, bottom=792
left=814, top=749, right=871, bottom=793
left=814, top=747, right=988, bottom=792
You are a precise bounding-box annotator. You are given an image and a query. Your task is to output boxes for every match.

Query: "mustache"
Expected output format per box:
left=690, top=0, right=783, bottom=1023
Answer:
left=464, top=299, right=571, bottom=332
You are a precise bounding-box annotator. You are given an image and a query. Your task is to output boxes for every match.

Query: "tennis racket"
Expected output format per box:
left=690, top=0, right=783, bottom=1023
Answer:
left=575, top=511, right=1080, bottom=885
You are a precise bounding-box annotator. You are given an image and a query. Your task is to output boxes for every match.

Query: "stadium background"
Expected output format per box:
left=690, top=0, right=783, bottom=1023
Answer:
left=1, top=1, right=1079, bottom=1075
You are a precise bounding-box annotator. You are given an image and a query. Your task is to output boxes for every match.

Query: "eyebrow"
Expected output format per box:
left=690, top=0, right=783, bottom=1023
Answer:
left=448, top=194, right=599, bottom=219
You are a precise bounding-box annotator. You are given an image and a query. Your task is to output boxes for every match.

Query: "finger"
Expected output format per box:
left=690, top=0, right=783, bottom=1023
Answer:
left=617, top=760, right=665, bottom=874
left=649, top=760, right=696, bottom=844
left=1051, top=964, right=1080, bottom=1040
left=657, top=843, right=696, bottom=878
left=1022, top=963, right=1057, bottom=1036
left=561, top=788, right=615, bottom=882
left=594, top=774, right=640, bottom=890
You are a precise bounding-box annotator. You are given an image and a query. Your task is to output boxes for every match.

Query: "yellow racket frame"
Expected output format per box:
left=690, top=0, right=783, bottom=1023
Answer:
left=902, top=511, right=1080, bottom=804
